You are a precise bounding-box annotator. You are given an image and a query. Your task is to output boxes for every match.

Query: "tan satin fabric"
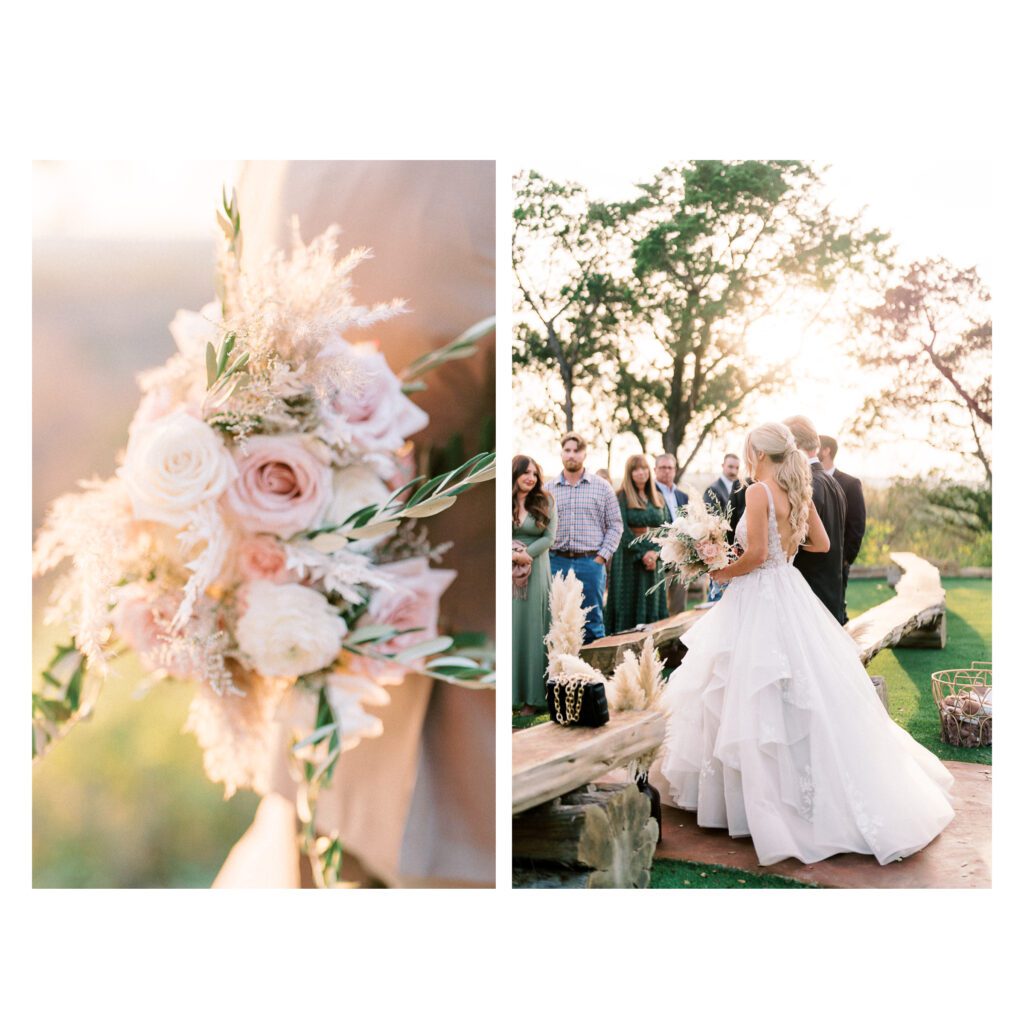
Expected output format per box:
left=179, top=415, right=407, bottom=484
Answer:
left=234, top=161, right=496, bottom=887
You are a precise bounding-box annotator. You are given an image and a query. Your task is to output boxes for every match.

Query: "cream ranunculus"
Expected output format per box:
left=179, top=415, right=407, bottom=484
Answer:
left=117, top=410, right=238, bottom=528
left=236, top=581, right=347, bottom=678
left=325, top=464, right=391, bottom=550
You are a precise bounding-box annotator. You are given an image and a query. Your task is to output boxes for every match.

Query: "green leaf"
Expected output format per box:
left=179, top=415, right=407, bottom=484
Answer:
left=205, top=342, right=218, bottom=388
left=423, top=656, right=481, bottom=669
left=346, top=624, right=400, bottom=645
left=292, top=722, right=339, bottom=752
left=393, top=636, right=454, bottom=662
left=217, top=332, right=236, bottom=375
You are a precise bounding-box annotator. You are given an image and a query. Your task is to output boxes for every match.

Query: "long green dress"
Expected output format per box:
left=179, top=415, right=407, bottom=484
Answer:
left=512, top=504, right=557, bottom=707
left=605, top=493, right=669, bottom=633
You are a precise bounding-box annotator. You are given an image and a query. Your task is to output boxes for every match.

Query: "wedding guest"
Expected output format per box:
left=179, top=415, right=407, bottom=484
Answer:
left=654, top=453, right=689, bottom=614
left=594, top=467, right=614, bottom=600
left=784, top=416, right=847, bottom=624
left=512, top=455, right=557, bottom=716
left=818, top=434, right=866, bottom=624
left=545, top=431, right=623, bottom=643
left=606, top=454, right=670, bottom=632
left=703, top=453, right=745, bottom=602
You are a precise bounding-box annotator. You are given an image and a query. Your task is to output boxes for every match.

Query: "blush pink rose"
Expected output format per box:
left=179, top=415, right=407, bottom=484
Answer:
left=225, top=435, right=333, bottom=538
left=359, top=556, right=456, bottom=659
left=320, top=340, right=428, bottom=453
left=235, top=534, right=297, bottom=583
left=112, top=583, right=191, bottom=676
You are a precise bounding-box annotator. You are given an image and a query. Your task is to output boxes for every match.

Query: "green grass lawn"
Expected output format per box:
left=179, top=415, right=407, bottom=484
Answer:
left=846, top=577, right=991, bottom=765
left=33, top=617, right=259, bottom=888
left=649, top=859, right=817, bottom=888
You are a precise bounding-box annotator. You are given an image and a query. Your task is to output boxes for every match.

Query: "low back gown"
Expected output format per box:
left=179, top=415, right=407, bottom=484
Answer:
left=657, top=481, right=954, bottom=866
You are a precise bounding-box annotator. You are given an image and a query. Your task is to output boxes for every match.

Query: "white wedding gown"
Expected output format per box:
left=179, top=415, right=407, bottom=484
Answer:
left=658, top=481, right=955, bottom=866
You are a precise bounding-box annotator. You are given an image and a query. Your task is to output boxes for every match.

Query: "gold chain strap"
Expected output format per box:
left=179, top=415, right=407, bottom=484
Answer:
left=553, top=678, right=586, bottom=725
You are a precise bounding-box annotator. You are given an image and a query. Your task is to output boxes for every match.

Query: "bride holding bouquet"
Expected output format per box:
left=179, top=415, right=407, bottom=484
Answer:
left=654, top=422, right=954, bottom=866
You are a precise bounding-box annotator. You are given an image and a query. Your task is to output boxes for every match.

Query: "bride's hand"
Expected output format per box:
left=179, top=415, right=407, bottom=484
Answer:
left=709, top=568, right=729, bottom=585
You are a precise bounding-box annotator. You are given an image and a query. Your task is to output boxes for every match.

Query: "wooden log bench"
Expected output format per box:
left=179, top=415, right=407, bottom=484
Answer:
left=512, top=710, right=665, bottom=888
left=580, top=609, right=706, bottom=677
left=847, top=551, right=946, bottom=663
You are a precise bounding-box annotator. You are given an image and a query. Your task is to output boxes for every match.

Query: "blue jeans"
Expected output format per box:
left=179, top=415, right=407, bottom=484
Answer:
left=549, top=555, right=606, bottom=643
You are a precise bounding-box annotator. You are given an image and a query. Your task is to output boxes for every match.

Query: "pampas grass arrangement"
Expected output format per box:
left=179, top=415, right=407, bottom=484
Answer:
left=544, top=570, right=593, bottom=680
left=608, top=635, right=666, bottom=777
left=608, top=635, right=665, bottom=713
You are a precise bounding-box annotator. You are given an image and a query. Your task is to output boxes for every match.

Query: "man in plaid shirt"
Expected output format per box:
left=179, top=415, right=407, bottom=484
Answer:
left=544, top=431, right=623, bottom=642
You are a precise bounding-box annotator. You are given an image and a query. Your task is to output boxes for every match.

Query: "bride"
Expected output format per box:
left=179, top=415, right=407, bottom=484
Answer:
left=657, top=422, right=955, bottom=866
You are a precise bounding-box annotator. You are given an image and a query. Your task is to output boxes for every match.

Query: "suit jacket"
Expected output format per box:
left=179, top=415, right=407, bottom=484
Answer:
left=794, top=463, right=847, bottom=623
left=703, top=479, right=745, bottom=542
left=832, top=468, right=866, bottom=566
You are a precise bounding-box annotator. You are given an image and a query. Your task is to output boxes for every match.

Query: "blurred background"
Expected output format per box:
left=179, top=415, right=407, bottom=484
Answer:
left=32, top=161, right=259, bottom=887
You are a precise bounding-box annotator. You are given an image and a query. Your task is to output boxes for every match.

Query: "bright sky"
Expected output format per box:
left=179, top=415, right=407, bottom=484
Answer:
left=33, top=161, right=240, bottom=239
left=514, top=159, right=993, bottom=486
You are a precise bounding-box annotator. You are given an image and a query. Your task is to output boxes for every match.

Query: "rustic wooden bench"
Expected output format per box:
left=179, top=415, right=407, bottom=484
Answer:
left=512, top=710, right=665, bottom=888
left=846, top=550, right=946, bottom=662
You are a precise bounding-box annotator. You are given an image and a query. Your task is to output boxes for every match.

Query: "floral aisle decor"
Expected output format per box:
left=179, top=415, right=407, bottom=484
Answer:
left=649, top=499, right=735, bottom=589
left=32, top=191, right=495, bottom=886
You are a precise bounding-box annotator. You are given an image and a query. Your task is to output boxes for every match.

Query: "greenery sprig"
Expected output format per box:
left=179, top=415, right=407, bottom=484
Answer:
left=342, top=628, right=495, bottom=688
left=32, top=642, right=92, bottom=759
left=307, top=451, right=496, bottom=551
left=204, top=330, right=251, bottom=409
left=400, top=316, right=494, bottom=394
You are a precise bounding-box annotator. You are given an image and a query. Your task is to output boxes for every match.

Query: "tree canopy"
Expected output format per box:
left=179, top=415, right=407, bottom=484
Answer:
left=513, top=161, right=893, bottom=473
left=851, top=258, right=991, bottom=484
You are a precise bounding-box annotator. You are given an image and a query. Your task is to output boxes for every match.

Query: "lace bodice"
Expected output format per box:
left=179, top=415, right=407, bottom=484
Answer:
left=734, top=481, right=794, bottom=571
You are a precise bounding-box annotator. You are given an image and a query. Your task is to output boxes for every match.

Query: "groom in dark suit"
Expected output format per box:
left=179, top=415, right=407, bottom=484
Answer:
left=702, top=453, right=745, bottom=540
left=784, top=416, right=847, bottom=624
left=818, top=434, right=866, bottom=625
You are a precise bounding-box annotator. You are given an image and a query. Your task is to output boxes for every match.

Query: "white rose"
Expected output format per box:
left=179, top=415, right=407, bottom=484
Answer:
left=118, top=410, right=237, bottom=527
left=236, top=581, right=347, bottom=678
left=325, top=465, right=391, bottom=551
left=683, top=520, right=709, bottom=542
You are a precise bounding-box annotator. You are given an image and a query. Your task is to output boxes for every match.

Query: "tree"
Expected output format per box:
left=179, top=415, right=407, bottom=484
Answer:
left=852, top=258, right=991, bottom=484
left=512, top=170, right=632, bottom=434
left=619, top=161, right=892, bottom=474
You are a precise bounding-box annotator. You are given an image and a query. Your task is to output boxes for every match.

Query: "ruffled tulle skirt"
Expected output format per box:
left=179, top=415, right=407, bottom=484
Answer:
left=656, top=563, right=955, bottom=866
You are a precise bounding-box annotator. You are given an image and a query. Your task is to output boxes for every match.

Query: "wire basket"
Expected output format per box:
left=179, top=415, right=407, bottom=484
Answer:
left=931, top=665, right=992, bottom=748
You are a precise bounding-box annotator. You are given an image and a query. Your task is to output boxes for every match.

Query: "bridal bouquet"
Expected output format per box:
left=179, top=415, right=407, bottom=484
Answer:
left=33, top=192, right=494, bottom=880
left=651, top=499, right=735, bottom=586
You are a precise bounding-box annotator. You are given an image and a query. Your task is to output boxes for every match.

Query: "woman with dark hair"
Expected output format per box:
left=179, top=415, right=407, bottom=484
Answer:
left=605, top=454, right=669, bottom=633
left=512, top=455, right=557, bottom=715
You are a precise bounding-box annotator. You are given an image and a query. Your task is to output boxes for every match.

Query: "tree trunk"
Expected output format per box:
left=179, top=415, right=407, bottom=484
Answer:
left=512, top=782, right=659, bottom=888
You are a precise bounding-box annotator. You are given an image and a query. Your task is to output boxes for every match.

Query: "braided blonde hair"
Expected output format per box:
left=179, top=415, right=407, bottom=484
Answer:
left=743, top=422, right=813, bottom=542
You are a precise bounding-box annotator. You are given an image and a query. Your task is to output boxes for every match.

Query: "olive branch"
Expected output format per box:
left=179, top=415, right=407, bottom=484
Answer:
left=399, top=316, right=494, bottom=394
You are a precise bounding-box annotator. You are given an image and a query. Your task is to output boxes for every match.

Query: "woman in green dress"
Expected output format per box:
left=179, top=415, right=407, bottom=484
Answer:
left=605, top=454, right=670, bottom=633
left=512, top=455, right=557, bottom=715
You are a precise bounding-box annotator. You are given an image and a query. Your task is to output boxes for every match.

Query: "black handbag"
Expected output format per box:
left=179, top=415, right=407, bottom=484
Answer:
left=545, top=677, right=610, bottom=727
